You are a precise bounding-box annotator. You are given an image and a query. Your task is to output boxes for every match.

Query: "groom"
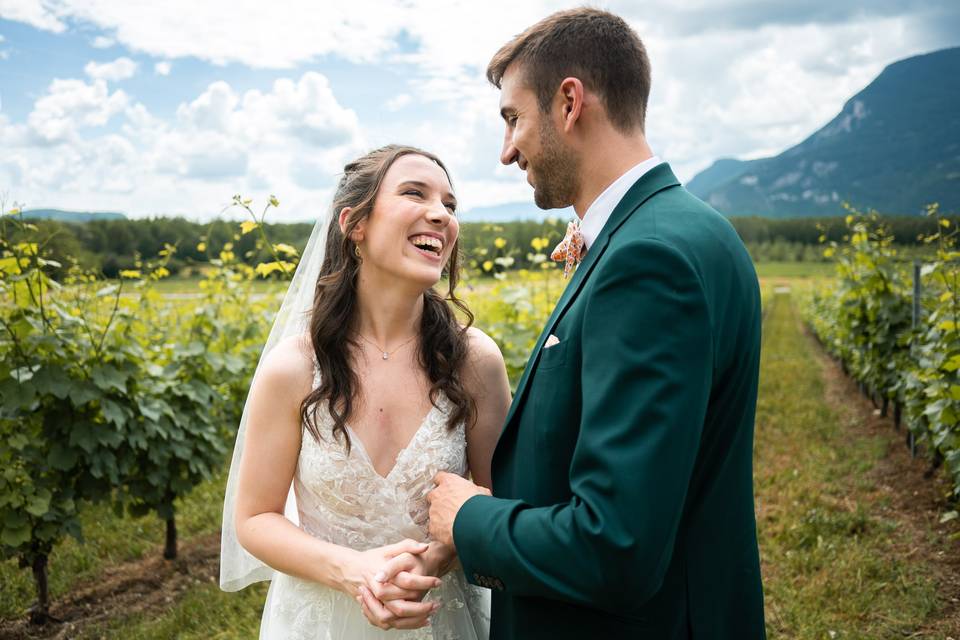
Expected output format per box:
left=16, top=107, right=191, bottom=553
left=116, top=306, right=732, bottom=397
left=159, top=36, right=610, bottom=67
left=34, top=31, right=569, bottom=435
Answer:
left=428, top=8, right=766, bottom=639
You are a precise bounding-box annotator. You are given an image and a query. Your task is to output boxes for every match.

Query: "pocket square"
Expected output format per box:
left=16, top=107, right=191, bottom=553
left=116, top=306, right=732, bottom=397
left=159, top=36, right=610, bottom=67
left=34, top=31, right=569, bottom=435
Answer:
left=543, top=334, right=560, bottom=349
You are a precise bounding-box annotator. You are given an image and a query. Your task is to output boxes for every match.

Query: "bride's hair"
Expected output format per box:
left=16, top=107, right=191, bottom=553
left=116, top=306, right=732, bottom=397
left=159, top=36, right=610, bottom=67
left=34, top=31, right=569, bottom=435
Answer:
left=300, top=144, right=476, bottom=449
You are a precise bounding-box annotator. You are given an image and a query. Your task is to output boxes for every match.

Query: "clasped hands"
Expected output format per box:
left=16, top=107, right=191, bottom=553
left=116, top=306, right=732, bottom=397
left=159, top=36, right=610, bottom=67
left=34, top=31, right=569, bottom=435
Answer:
left=350, top=472, right=490, bottom=630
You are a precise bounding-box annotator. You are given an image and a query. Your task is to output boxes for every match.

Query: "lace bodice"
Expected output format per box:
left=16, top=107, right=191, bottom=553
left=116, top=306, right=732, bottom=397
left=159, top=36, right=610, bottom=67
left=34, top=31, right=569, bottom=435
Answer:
left=294, top=368, right=468, bottom=548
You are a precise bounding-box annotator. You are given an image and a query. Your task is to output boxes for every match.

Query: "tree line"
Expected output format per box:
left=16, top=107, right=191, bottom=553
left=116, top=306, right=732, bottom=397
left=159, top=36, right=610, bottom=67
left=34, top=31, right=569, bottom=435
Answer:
left=14, top=213, right=958, bottom=278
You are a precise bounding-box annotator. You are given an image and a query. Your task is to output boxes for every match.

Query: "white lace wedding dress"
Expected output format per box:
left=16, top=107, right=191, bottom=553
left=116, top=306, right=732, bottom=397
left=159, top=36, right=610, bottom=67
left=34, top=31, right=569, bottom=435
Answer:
left=258, top=365, right=491, bottom=639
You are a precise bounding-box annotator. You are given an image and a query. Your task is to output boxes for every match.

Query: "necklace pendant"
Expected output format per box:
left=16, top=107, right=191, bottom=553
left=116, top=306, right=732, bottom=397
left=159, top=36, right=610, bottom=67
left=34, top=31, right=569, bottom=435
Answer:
left=382, top=352, right=389, bottom=360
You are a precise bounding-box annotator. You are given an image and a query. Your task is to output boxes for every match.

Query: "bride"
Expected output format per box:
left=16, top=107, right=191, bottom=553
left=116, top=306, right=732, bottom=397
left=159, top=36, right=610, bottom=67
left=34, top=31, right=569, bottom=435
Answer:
left=219, top=145, right=511, bottom=638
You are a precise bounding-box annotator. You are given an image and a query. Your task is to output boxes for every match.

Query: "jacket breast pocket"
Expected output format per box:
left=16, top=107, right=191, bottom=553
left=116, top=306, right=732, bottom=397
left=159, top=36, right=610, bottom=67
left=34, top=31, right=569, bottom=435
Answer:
left=536, top=340, right=568, bottom=371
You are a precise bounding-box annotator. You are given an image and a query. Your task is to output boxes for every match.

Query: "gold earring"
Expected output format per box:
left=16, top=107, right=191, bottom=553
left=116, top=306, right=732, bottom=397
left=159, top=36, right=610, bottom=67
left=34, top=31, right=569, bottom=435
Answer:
left=354, top=244, right=362, bottom=260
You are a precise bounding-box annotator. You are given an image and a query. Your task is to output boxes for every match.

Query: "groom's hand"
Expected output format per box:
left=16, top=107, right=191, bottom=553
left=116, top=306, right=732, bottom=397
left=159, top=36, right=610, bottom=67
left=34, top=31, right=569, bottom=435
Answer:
left=427, top=472, right=491, bottom=547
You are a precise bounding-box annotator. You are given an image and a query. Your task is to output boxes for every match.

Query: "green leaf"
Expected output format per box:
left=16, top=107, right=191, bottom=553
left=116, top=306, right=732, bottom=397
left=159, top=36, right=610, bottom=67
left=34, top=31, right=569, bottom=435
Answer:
left=1, top=525, right=31, bottom=547
left=30, top=366, right=71, bottom=399
left=944, top=355, right=960, bottom=373
left=68, top=381, right=100, bottom=406
left=48, top=443, right=79, bottom=470
left=91, top=364, right=127, bottom=393
left=8, top=433, right=28, bottom=450
left=25, top=492, right=51, bottom=517
left=139, top=400, right=162, bottom=422
left=69, top=422, right=98, bottom=453
left=100, top=398, right=128, bottom=427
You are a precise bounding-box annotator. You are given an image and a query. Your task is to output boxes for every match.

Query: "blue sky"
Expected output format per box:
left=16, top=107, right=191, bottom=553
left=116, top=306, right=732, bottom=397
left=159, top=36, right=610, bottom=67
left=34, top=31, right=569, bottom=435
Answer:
left=1, top=1, right=958, bottom=222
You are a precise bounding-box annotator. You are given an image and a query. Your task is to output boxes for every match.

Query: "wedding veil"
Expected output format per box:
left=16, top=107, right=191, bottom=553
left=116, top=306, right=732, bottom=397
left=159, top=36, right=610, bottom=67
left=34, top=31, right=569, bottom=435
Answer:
left=219, top=208, right=332, bottom=592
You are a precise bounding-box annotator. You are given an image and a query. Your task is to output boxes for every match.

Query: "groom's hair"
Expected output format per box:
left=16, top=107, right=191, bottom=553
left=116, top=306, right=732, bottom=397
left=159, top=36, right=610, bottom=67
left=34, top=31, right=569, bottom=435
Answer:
left=487, top=7, right=651, bottom=133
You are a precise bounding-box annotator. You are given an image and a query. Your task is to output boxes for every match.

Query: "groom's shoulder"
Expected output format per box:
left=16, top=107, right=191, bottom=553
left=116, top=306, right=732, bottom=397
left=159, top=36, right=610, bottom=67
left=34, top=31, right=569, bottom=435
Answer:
left=621, top=184, right=742, bottom=253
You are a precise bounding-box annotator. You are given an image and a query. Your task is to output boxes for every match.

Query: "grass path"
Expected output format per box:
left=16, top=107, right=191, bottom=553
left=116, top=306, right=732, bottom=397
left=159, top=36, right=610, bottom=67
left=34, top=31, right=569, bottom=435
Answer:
left=756, top=290, right=958, bottom=638
left=4, top=288, right=960, bottom=638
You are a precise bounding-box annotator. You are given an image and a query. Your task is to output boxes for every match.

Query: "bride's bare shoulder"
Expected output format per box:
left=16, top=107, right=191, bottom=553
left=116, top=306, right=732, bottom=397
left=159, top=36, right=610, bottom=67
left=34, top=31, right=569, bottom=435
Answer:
left=256, top=333, right=315, bottom=391
left=463, top=326, right=506, bottom=378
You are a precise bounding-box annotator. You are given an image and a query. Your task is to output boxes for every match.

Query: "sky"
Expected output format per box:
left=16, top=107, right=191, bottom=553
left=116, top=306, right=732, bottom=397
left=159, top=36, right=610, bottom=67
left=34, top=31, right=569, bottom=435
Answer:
left=1, top=0, right=958, bottom=222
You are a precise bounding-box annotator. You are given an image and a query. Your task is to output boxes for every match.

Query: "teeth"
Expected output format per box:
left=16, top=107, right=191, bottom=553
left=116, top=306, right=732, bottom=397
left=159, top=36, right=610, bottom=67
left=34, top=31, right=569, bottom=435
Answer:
left=411, top=235, right=442, bottom=254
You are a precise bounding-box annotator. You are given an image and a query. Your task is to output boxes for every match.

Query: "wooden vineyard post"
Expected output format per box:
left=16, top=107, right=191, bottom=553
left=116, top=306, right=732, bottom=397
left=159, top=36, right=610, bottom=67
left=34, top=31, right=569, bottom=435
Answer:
left=908, top=261, right=921, bottom=458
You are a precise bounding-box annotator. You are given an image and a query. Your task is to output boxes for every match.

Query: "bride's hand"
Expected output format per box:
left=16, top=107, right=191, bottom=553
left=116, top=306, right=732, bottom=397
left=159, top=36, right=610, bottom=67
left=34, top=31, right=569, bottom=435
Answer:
left=340, top=539, right=440, bottom=599
left=356, top=583, right=439, bottom=631
left=348, top=540, right=445, bottom=630
left=370, top=541, right=457, bottom=602
left=356, top=541, right=456, bottom=630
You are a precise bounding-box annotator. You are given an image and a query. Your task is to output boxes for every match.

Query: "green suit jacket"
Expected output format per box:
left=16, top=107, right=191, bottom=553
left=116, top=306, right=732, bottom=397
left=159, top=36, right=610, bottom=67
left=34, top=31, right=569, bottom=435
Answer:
left=454, top=164, right=766, bottom=639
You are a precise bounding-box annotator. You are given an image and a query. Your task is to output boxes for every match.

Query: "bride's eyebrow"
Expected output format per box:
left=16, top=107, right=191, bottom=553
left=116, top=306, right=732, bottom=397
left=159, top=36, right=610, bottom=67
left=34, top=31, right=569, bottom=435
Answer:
left=397, top=180, right=457, bottom=204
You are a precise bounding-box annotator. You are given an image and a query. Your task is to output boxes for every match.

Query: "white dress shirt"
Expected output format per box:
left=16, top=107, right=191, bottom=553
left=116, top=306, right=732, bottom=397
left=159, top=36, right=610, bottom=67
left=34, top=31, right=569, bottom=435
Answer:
left=579, top=155, right=663, bottom=251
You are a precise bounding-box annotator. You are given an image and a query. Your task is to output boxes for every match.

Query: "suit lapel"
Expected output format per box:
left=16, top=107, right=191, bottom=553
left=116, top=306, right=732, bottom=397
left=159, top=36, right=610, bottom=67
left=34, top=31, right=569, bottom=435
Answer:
left=498, top=163, right=681, bottom=435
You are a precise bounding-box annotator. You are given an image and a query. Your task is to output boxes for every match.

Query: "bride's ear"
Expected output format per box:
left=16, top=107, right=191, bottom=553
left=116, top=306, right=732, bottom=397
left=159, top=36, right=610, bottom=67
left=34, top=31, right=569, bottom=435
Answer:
left=339, top=207, right=364, bottom=242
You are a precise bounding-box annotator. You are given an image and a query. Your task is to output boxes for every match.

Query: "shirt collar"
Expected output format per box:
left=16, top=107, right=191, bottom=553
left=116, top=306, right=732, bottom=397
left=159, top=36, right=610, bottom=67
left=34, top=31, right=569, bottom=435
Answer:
left=579, top=155, right=663, bottom=250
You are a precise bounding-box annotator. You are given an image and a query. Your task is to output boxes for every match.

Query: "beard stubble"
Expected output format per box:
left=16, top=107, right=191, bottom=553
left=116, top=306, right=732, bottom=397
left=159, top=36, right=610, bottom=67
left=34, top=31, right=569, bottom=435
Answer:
left=531, top=119, right=581, bottom=210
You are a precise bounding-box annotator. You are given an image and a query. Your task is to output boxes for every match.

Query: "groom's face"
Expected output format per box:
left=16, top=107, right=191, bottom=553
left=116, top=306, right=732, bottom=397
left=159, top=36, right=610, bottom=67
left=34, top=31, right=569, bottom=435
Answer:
left=498, top=64, right=580, bottom=209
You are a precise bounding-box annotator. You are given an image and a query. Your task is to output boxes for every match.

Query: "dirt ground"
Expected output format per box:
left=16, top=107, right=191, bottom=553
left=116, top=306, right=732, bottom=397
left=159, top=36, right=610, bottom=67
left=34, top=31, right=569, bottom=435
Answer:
left=0, top=534, right=220, bottom=639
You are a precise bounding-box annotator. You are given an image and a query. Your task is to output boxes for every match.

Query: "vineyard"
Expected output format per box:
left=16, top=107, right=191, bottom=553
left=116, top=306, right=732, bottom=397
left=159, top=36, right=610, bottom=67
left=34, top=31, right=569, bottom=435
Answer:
left=2, top=201, right=960, bottom=638
left=803, top=206, right=960, bottom=499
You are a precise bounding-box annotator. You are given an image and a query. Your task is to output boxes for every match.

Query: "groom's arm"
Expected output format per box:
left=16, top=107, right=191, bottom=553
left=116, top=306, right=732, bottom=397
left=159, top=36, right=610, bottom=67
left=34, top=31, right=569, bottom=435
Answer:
left=452, top=239, right=713, bottom=612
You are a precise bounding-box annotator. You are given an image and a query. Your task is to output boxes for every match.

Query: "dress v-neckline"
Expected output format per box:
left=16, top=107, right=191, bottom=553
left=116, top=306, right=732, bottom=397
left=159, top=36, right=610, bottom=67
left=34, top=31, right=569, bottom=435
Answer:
left=345, top=402, right=439, bottom=481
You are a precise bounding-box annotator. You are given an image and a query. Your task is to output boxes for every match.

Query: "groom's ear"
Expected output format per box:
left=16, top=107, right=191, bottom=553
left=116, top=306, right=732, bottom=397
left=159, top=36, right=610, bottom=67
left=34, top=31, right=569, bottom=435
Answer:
left=557, top=77, right=584, bottom=134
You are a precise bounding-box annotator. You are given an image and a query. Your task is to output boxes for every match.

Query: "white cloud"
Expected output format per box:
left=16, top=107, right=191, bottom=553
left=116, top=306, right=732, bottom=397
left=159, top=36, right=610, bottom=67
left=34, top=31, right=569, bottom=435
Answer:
left=91, top=35, right=114, bottom=48
left=84, top=57, right=137, bottom=82
left=27, top=78, right=129, bottom=144
left=3, top=70, right=364, bottom=220
left=154, top=60, right=171, bottom=76
left=0, top=0, right=66, bottom=33
left=176, top=81, right=237, bottom=132
left=241, top=74, right=361, bottom=148
left=17, top=0, right=409, bottom=68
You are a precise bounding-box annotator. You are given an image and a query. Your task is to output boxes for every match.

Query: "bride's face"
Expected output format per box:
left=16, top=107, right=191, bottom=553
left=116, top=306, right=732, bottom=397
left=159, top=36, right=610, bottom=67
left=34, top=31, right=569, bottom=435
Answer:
left=353, top=154, right=459, bottom=289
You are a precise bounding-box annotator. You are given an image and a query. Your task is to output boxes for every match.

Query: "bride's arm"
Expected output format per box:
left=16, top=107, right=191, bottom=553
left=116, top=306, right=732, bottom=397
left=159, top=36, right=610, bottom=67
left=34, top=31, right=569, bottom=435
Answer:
left=464, top=326, right=513, bottom=490
left=234, top=337, right=440, bottom=602
left=416, top=328, right=510, bottom=575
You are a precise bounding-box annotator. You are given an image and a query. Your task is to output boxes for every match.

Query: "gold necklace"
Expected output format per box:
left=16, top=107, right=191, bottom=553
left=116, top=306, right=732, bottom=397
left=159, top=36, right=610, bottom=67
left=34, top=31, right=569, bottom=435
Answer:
left=355, top=332, right=418, bottom=361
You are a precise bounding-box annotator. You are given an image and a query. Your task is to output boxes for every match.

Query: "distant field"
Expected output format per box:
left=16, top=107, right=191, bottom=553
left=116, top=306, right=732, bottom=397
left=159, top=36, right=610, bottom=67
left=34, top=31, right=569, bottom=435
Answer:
left=753, top=261, right=835, bottom=279
left=145, top=261, right=836, bottom=296
left=128, top=277, right=286, bottom=296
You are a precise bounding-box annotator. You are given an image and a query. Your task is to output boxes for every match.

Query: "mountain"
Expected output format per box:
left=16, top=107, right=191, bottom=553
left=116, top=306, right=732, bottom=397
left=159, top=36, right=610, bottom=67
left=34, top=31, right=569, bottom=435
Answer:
left=686, top=158, right=751, bottom=197
left=688, top=46, right=960, bottom=217
left=20, top=209, right=127, bottom=222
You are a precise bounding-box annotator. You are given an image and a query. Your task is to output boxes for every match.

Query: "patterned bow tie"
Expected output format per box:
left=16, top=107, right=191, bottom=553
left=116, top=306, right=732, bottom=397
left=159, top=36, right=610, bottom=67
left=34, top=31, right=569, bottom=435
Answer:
left=551, top=220, right=586, bottom=279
